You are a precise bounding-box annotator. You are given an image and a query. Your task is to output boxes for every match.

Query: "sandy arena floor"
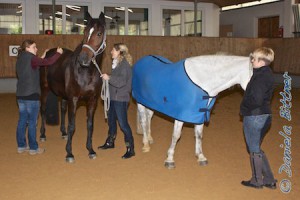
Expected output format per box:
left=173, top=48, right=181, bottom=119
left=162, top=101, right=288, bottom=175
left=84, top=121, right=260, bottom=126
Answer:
left=0, top=86, right=299, bottom=200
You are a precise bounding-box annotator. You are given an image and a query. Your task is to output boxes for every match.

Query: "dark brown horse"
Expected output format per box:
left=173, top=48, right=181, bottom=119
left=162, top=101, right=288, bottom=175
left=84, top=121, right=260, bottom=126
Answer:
left=39, top=12, right=106, bottom=163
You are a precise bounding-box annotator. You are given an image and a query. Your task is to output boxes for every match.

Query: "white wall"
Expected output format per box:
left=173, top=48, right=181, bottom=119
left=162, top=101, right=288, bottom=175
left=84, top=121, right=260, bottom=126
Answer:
left=220, top=1, right=295, bottom=38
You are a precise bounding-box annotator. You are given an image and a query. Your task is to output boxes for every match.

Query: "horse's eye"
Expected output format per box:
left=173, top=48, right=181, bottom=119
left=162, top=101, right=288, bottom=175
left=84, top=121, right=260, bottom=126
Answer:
left=97, top=32, right=102, bottom=37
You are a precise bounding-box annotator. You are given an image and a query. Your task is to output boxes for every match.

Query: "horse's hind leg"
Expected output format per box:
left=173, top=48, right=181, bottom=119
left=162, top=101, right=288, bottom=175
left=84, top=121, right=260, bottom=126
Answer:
left=145, top=108, right=154, bottom=144
left=137, top=104, right=153, bottom=152
left=136, top=110, right=142, bottom=135
left=195, top=124, right=208, bottom=166
left=164, top=120, right=184, bottom=169
left=39, top=88, right=49, bottom=142
left=60, top=99, right=68, bottom=140
left=65, top=98, right=78, bottom=163
left=85, top=98, right=97, bottom=159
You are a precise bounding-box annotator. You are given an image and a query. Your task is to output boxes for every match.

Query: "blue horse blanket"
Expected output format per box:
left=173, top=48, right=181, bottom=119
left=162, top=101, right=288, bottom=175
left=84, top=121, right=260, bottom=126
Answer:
left=132, top=55, right=216, bottom=124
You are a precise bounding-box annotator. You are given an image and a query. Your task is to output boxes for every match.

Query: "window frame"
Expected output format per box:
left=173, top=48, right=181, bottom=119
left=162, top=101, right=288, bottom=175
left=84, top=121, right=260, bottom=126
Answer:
left=161, top=5, right=202, bottom=37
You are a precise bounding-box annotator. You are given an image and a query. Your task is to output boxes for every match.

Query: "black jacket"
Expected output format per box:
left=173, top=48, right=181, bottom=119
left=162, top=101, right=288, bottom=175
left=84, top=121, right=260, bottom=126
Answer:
left=240, top=66, right=274, bottom=116
left=16, top=52, right=40, bottom=98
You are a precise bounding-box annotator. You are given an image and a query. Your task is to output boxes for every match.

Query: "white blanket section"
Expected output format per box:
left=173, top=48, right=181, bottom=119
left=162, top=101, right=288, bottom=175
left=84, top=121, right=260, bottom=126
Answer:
left=184, top=55, right=252, bottom=96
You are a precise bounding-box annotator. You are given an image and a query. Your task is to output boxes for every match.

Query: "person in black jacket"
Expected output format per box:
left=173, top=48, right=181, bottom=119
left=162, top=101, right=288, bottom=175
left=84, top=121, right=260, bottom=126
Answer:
left=98, top=43, right=135, bottom=159
left=16, top=39, right=63, bottom=155
left=240, top=47, right=277, bottom=189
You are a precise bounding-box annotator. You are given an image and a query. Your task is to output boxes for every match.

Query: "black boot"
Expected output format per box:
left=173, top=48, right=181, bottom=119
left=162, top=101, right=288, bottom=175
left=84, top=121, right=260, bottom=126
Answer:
left=261, top=151, right=277, bottom=189
left=241, top=152, right=263, bottom=189
left=122, top=145, right=135, bottom=159
left=98, top=136, right=115, bottom=150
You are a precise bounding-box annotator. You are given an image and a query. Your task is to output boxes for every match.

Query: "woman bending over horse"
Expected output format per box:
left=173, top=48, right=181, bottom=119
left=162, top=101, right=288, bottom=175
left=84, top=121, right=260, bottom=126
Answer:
left=240, top=47, right=277, bottom=189
left=16, top=39, right=63, bottom=155
left=98, top=43, right=135, bottom=159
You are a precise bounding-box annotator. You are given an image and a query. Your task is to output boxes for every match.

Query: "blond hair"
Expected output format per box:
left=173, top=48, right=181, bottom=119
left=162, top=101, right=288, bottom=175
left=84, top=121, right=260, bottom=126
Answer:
left=251, top=47, right=274, bottom=65
left=113, top=43, right=133, bottom=66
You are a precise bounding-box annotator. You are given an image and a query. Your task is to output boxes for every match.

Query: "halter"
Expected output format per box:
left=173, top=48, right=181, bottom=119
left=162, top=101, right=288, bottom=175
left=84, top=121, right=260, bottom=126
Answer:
left=82, top=31, right=107, bottom=59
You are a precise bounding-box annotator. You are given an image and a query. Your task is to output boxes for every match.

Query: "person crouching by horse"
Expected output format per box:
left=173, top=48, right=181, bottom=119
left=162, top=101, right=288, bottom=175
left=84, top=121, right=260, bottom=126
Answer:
left=98, top=43, right=135, bottom=159
left=16, top=39, right=63, bottom=155
left=240, top=47, right=277, bottom=189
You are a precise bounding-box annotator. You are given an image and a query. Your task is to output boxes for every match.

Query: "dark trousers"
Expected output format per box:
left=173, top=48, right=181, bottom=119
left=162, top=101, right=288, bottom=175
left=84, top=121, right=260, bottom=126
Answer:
left=107, top=101, right=134, bottom=147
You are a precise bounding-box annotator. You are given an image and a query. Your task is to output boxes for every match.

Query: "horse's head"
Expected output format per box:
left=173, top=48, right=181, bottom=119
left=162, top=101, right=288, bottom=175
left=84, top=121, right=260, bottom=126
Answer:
left=239, top=57, right=253, bottom=91
left=184, top=55, right=253, bottom=96
left=79, top=12, right=106, bottom=67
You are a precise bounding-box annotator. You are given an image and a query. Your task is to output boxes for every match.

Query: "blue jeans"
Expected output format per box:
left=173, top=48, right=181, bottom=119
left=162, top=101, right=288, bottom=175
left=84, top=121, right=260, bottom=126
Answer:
left=107, top=101, right=134, bottom=146
left=16, top=100, right=40, bottom=150
left=243, top=114, right=271, bottom=153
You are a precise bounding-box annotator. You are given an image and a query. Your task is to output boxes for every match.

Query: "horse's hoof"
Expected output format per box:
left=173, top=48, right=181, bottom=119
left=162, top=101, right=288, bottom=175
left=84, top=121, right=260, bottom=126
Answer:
left=142, top=147, right=150, bottom=153
left=40, top=137, right=46, bottom=142
left=164, top=161, right=175, bottom=169
left=199, top=160, right=208, bottom=166
left=89, top=153, right=97, bottom=160
left=61, top=135, right=68, bottom=140
left=66, top=157, right=75, bottom=163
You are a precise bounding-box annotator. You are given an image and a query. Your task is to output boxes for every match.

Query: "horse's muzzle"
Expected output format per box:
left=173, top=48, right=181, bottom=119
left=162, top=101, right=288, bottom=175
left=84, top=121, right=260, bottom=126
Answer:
left=78, top=52, right=92, bottom=67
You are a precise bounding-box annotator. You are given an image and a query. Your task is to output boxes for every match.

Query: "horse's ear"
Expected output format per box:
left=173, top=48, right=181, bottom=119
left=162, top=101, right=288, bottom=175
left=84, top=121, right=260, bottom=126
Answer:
left=99, top=12, right=106, bottom=27
left=85, top=12, right=93, bottom=24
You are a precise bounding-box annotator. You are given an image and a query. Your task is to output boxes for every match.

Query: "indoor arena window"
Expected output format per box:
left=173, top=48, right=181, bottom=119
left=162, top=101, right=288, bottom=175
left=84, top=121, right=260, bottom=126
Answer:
left=39, top=4, right=88, bottom=34
left=104, top=6, right=149, bottom=35
left=184, top=10, right=202, bottom=36
left=0, top=3, right=22, bottom=34
left=162, top=9, right=181, bottom=36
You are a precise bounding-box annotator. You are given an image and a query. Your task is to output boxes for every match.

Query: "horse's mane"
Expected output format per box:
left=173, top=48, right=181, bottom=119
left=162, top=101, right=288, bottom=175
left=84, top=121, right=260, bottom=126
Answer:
left=74, top=41, right=83, bottom=55
left=70, top=41, right=83, bottom=65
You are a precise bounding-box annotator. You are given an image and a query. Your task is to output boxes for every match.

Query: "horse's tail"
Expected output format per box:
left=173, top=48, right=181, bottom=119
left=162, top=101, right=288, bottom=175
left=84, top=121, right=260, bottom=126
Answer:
left=45, top=91, right=59, bottom=125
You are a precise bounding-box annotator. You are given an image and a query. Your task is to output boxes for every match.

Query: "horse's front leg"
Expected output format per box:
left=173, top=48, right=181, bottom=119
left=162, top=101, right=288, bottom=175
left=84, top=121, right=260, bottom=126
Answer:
left=86, top=97, right=97, bottom=159
left=65, top=97, right=78, bottom=163
left=60, top=99, right=68, bottom=140
left=137, top=104, right=153, bottom=152
left=194, top=124, right=208, bottom=166
left=39, top=89, right=49, bottom=142
left=164, top=120, right=184, bottom=169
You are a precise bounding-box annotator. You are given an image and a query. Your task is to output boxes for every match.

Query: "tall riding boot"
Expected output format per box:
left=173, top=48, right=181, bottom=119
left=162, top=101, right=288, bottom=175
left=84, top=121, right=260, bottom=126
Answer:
left=261, top=151, right=277, bottom=189
left=241, top=152, right=263, bottom=189
left=98, top=135, right=115, bottom=150
left=122, top=143, right=135, bottom=159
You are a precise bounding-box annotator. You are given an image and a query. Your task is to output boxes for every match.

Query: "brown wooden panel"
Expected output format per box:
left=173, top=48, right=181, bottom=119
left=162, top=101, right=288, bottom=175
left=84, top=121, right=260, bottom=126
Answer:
left=1, top=35, right=300, bottom=77
left=264, top=38, right=300, bottom=75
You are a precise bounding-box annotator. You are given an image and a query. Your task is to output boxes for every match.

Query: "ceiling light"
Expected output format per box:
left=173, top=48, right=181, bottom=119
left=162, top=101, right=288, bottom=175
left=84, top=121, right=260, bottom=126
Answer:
left=55, top=11, right=70, bottom=17
left=115, top=7, right=133, bottom=13
left=222, top=0, right=281, bottom=11
left=66, top=5, right=81, bottom=11
left=75, top=23, right=86, bottom=28
left=105, top=15, right=113, bottom=20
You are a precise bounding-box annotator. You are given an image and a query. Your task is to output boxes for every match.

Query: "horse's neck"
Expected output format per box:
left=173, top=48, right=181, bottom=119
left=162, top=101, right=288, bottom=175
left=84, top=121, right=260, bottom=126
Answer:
left=185, top=55, right=251, bottom=96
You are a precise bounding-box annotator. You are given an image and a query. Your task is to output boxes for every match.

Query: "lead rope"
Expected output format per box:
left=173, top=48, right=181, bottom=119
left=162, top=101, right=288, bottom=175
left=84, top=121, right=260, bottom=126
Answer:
left=92, top=58, right=110, bottom=119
